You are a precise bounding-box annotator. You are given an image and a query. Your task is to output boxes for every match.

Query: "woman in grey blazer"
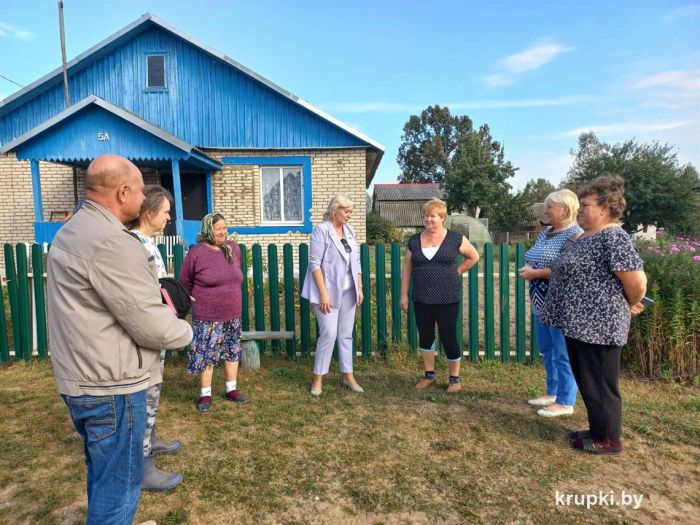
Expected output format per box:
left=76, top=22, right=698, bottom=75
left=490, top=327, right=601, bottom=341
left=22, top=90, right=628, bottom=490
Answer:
left=301, top=194, right=364, bottom=396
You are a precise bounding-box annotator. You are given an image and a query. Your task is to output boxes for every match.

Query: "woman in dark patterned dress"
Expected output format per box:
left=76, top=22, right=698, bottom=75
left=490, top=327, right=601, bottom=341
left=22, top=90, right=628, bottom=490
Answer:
left=179, top=213, right=248, bottom=412
left=540, top=175, right=647, bottom=455
left=399, top=199, right=479, bottom=393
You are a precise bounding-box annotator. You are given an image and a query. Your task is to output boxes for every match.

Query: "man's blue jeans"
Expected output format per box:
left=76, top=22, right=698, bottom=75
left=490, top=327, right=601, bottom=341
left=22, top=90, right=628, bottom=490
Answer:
left=63, top=391, right=147, bottom=525
left=534, top=313, right=578, bottom=406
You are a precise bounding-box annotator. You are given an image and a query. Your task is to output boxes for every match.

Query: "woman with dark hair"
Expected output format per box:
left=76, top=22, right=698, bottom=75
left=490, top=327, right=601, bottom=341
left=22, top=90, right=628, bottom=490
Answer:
left=179, top=213, right=247, bottom=412
left=540, top=175, right=647, bottom=455
left=128, top=185, right=183, bottom=491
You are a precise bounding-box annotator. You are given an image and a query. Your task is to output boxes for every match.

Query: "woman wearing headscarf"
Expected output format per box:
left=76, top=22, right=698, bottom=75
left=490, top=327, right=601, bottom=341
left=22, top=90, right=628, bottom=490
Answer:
left=179, top=213, right=247, bottom=412
left=540, top=175, right=646, bottom=455
left=127, top=185, right=183, bottom=491
left=519, top=189, right=582, bottom=417
left=301, top=194, right=363, bottom=396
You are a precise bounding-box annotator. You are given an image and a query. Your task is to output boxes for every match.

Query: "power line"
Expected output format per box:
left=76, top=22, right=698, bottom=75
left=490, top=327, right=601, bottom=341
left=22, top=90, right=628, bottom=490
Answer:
left=0, top=74, right=24, bottom=88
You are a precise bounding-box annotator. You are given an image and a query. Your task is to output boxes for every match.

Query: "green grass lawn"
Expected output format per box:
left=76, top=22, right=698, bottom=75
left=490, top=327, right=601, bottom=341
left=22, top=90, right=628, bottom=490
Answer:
left=0, top=350, right=698, bottom=524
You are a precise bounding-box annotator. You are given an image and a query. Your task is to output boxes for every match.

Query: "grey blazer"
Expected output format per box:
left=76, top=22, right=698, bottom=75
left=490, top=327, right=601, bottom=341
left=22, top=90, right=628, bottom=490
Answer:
left=301, top=221, right=362, bottom=306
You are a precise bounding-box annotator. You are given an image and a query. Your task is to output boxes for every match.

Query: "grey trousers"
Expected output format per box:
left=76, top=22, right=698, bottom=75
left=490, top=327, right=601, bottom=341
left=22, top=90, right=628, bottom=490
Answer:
left=143, top=349, right=166, bottom=457
left=313, top=289, right=356, bottom=375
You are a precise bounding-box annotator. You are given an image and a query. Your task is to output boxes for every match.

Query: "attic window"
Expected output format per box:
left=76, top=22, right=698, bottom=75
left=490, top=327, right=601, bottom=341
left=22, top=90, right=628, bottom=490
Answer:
left=146, top=55, right=166, bottom=88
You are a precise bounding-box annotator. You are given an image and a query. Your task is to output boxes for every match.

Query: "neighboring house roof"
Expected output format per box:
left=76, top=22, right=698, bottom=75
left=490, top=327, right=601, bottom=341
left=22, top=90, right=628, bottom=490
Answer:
left=0, top=13, right=384, bottom=184
left=377, top=202, right=426, bottom=227
left=373, top=183, right=445, bottom=202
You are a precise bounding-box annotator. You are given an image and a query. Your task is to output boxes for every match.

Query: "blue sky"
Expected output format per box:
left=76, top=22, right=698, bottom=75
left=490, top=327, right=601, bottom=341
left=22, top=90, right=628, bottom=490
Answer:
left=1, top=0, right=698, bottom=190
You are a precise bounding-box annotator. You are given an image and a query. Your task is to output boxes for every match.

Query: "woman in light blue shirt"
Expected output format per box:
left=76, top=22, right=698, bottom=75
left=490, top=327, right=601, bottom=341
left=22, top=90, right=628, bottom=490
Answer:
left=519, top=189, right=582, bottom=417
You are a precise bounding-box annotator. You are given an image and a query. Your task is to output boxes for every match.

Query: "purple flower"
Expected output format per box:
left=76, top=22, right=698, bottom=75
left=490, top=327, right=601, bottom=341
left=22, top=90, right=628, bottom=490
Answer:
left=657, top=227, right=665, bottom=233
left=689, top=246, right=697, bottom=253
left=693, top=255, right=700, bottom=263
left=670, top=246, right=681, bottom=253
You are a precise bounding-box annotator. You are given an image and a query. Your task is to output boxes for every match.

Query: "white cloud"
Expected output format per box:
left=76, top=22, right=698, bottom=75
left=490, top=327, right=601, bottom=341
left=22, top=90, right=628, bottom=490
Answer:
left=664, top=4, right=700, bottom=21
left=627, top=69, right=700, bottom=109
left=0, top=21, right=36, bottom=41
left=563, top=120, right=696, bottom=137
left=320, top=95, right=600, bottom=114
left=484, top=39, right=574, bottom=88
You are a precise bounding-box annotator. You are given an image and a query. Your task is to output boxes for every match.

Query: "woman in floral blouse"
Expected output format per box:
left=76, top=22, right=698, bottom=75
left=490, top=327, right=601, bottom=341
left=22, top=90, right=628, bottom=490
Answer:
left=540, top=175, right=647, bottom=455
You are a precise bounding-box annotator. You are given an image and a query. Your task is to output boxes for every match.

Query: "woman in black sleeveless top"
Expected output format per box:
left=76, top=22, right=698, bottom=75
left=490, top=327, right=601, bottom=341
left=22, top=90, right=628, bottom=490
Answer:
left=400, top=199, right=479, bottom=393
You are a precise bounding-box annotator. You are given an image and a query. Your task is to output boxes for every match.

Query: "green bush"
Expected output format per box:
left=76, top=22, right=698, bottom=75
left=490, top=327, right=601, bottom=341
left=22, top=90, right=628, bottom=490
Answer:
left=626, top=232, right=700, bottom=381
left=366, top=212, right=403, bottom=245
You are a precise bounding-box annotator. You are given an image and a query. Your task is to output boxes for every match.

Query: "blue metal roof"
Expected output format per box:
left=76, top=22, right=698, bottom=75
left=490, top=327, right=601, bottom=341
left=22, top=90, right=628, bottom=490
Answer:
left=0, top=13, right=383, bottom=182
left=1, top=95, right=220, bottom=170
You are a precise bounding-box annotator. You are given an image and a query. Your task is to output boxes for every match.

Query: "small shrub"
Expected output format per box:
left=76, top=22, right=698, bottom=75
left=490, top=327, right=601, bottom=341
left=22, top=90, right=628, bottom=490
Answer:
left=626, top=232, right=700, bottom=380
left=367, top=212, right=403, bottom=245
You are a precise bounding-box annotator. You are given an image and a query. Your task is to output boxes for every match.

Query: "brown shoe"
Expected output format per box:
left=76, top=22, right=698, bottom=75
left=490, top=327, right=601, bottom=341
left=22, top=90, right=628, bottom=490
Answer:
left=415, top=378, right=436, bottom=389
left=446, top=383, right=462, bottom=393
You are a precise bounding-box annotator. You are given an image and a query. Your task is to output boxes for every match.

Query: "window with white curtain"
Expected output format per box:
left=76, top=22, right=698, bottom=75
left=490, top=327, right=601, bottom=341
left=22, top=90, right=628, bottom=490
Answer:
left=261, top=166, right=303, bottom=223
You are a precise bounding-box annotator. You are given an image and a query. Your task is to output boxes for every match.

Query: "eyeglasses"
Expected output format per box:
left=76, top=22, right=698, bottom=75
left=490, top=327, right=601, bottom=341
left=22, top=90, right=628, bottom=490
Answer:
left=340, top=238, right=352, bottom=253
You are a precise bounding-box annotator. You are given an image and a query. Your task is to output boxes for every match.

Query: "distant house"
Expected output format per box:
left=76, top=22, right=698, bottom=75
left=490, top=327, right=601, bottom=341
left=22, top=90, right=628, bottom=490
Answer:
left=372, top=183, right=445, bottom=230
left=0, top=13, right=384, bottom=248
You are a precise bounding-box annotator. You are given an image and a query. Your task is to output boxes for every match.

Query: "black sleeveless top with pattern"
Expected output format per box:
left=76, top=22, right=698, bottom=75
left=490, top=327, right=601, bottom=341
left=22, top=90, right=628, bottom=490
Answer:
left=408, top=229, right=462, bottom=304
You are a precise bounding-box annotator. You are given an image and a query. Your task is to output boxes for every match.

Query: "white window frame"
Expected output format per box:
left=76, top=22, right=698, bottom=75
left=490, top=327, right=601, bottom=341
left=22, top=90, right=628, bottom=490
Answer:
left=146, top=54, right=167, bottom=89
left=259, top=166, right=304, bottom=225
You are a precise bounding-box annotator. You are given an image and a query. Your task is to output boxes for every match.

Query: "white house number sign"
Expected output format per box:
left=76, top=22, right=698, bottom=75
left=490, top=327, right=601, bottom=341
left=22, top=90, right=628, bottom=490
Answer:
left=97, top=132, right=110, bottom=141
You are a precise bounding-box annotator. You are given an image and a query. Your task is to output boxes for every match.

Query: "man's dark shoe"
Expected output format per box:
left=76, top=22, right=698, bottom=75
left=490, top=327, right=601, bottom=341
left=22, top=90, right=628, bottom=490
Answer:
left=223, top=390, right=249, bottom=404
left=151, top=426, right=182, bottom=456
left=142, top=456, right=183, bottom=492
left=197, top=395, right=212, bottom=412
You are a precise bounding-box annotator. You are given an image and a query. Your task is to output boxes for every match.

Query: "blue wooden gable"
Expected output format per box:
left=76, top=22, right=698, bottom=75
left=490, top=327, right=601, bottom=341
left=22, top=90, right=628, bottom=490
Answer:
left=0, top=14, right=383, bottom=181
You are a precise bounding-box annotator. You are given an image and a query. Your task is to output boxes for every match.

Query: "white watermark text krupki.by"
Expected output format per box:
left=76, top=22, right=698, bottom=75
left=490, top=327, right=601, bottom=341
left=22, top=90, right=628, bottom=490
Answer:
left=555, top=490, right=644, bottom=510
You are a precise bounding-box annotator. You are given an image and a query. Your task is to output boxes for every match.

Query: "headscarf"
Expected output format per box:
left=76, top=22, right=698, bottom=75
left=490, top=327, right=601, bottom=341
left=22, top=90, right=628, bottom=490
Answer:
left=197, top=213, right=234, bottom=264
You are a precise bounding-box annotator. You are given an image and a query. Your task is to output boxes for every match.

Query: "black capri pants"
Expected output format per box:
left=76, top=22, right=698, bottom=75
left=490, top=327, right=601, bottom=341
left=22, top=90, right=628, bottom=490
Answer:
left=413, top=302, right=461, bottom=361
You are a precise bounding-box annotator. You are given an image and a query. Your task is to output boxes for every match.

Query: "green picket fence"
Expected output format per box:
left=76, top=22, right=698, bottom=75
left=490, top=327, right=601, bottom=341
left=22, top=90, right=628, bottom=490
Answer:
left=0, top=242, right=538, bottom=364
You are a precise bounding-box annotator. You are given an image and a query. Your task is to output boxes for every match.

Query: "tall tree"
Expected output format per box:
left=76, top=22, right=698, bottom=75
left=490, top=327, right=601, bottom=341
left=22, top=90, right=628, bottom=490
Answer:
left=443, top=124, right=517, bottom=217
left=521, top=177, right=556, bottom=204
left=566, top=133, right=700, bottom=235
left=397, top=105, right=473, bottom=183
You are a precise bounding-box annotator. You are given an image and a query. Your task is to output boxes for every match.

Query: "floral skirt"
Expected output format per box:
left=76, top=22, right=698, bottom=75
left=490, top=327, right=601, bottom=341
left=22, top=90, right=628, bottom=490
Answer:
left=186, top=318, right=242, bottom=375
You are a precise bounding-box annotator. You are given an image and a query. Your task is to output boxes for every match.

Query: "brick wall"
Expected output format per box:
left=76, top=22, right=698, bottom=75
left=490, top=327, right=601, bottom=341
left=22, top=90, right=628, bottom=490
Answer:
left=209, top=148, right=368, bottom=246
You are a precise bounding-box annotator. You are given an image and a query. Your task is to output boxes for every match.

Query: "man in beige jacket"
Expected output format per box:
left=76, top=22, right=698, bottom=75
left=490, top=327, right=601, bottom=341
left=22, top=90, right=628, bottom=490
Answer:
left=47, top=154, right=192, bottom=525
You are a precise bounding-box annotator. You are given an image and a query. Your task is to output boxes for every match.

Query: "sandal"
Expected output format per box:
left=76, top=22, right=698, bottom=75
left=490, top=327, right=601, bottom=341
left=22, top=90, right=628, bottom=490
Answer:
left=572, top=436, right=622, bottom=455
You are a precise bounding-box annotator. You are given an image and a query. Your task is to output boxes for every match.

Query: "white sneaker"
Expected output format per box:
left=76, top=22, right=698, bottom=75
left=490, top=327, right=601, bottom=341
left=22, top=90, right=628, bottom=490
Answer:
left=537, top=405, right=574, bottom=417
left=528, top=396, right=556, bottom=406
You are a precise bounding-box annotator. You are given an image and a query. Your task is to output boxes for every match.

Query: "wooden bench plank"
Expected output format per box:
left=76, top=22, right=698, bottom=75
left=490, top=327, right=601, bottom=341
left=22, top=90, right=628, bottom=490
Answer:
left=241, top=330, right=294, bottom=341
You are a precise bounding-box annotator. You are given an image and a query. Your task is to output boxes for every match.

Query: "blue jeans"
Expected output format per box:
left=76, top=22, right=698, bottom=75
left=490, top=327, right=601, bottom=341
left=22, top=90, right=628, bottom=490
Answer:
left=63, top=391, right=147, bottom=525
left=534, top=314, right=577, bottom=406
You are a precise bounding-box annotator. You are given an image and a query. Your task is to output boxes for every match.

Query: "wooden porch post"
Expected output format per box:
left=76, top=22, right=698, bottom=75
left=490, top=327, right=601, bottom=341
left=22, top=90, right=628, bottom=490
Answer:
left=171, top=159, right=184, bottom=238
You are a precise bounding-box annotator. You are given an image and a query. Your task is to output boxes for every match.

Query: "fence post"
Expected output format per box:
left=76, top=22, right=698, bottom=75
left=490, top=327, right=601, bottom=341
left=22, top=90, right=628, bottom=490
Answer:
left=157, top=243, right=168, bottom=274
left=515, top=243, right=526, bottom=363
left=360, top=244, right=371, bottom=358
left=4, top=244, right=22, bottom=359
left=283, top=244, right=296, bottom=358
left=483, top=243, right=495, bottom=361
left=299, top=243, right=310, bottom=355
left=499, top=243, right=510, bottom=363
left=390, top=243, right=402, bottom=343
left=252, top=244, right=265, bottom=351
left=16, top=244, right=31, bottom=361
left=31, top=244, right=48, bottom=359
left=468, top=246, right=479, bottom=362
left=0, top=278, right=9, bottom=362
left=239, top=245, right=250, bottom=331
left=457, top=256, right=464, bottom=356
left=267, top=244, right=280, bottom=353
left=530, top=310, right=538, bottom=363
left=375, top=244, right=387, bottom=355
left=173, top=244, right=184, bottom=282
left=407, top=281, right=417, bottom=352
